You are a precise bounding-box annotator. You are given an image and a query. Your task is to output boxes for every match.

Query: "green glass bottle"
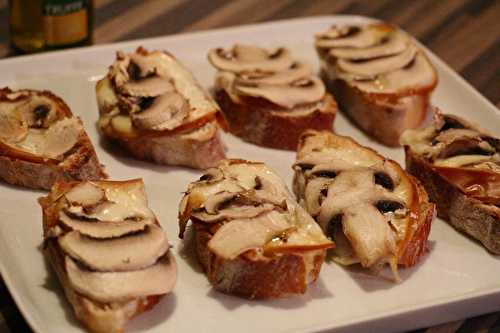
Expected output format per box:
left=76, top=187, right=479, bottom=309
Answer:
left=9, top=0, right=94, bottom=53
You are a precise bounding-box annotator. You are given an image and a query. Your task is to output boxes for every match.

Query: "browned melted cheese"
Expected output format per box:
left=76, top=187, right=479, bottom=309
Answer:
left=401, top=113, right=500, bottom=205
left=178, top=159, right=333, bottom=260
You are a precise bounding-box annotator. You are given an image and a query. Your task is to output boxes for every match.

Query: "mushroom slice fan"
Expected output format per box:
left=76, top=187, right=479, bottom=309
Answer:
left=39, top=179, right=176, bottom=333
left=293, top=130, right=434, bottom=281
left=314, top=23, right=438, bottom=146
left=96, top=47, right=227, bottom=169
left=207, top=44, right=338, bottom=150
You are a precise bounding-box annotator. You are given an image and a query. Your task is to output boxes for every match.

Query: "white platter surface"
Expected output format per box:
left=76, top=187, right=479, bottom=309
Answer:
left=0, top=15, right=499, bottom=333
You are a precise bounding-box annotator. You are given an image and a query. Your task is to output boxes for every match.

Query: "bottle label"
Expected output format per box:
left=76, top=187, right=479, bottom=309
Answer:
left=43, top=0, right=89, bottom=46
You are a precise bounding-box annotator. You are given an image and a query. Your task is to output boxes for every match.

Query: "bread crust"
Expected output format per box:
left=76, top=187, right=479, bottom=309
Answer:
left=215, top=90, right=337, bottom=150
left=112, top=121, right=226, bottom=169
left=193, top=222, right=326, bottom=299
left=398, top=174, right=435, bottom=266
left=405, top=147, right=500, bottom=254
left=0, top=149, right=104, bottom=190
left=324, top=76, right=435, bottom=147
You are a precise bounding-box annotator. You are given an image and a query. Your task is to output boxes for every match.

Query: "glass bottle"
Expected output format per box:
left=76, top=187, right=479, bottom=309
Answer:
left=9, top=0, right=94, bottom=53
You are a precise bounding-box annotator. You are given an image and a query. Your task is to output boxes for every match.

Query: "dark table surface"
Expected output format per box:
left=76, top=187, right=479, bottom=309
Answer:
left=0, top=0, right=499, bottom=333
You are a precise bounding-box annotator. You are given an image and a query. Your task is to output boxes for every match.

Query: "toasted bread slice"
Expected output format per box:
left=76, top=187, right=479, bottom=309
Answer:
left=293, top=130, right=434, bottom=280
left=0, top=88, right=105, bottom=190
left=208, top=45, right=337, bottom=150
left=178, top=159, right=333, bottom=298
left=315, top=23, right=438, bottom=146
left=39, top=179, right=176, bottom=333
left=401, top=112, right=500, bottom=253
left=96, top=47, right=227, bottom=169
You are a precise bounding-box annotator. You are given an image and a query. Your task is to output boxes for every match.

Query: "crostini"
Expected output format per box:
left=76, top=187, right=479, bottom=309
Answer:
left=0, top=88, right=105, bottom=189
left=179, top=159, right=333, bottom=298
left=96, top=47, right=227, bottom=169
left=401, top=112, right=500, bottom=254
left=208, top=44, right=337, bottom=150
left=315, top=23, right=438, bottom=146
left=39, top=179, right=176, bottom=333
left=293, top=130, right=435, bottom=280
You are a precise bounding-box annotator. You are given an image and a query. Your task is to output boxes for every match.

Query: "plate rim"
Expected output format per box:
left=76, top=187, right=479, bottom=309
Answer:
left=0, top=14, right=499, bottom=333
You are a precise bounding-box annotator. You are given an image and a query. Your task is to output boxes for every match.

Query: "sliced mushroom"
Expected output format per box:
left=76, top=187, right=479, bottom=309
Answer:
left=94, top=185, right=155, bottom=222
left=65, top=253, right=176, bottom=303
left=43, top=117, right=82, bottom=159
left=374, top=171, right=394, bottom=191
left=192, top=202, right=277, bottom=223
left=434, top=155, right=495, bottom=168
left=329, top=219, right=360, bottom=266
left=315, top=25, right=388, bottom=49
left=304, top=177, right=333, bottom=216
left=437, top=139, right=493, bottom=160
left=202, top=189, right=286, bottom=215
left=16, top=97, right=57, bottom=128
left=111, top=52, right=132, bottom=87
left=208, top=45, right=293, bottom=73
left=337, top=45, right=417, bottom=77
left=352, top=52, right=436, bottom=94
left=375, top=200, right=405, bottom=214
left=65, top=182, right=106, bottom=208
left=236, top=62, right=312, bottom=85
left=235, top=76, right=325, bottom=109
left=0, top=108, right=28, bottom=142
left=342, top=203, right=397, bottom=267
left=59, top=225, right=169, bottom=272
left=315, top=25, right=354, bottom=43
left=198, top=167, right=224, bottom=183
left=439, top=114, right=468, bottom=131
left=120, top=76, right=175, bottom=97
left=330, top=31, right=408, bottom=60
left=316, top=169, right=402, bottom=227
left=59, top=211, right=153, bottom=239
left=207, top=210, right=290, bottom=259
left=129, top=53, right=162, bottom=78
left=434, top=129, right=481, bottom=146
left=203, top=191, right=239, bottom=214
left=131, top=92, right=189, bottom=131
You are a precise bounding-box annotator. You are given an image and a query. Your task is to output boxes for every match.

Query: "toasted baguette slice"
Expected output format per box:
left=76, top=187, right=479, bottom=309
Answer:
left=39, top=179, right=176, bottom=333
left=96, top=47, right=227, bottom=169
left=315, top=23, right=438, bottom=146
left=293, top=130, right=434, bottom=280
left=401, top=112, right=500, bottom=254
left=178, top=159, right=333, bottom=298
left=0, top=88, right=105, bottom=190
left=208, top=45, right=337, bottom=150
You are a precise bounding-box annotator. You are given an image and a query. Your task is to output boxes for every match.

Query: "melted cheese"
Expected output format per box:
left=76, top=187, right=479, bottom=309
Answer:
left=181, top=160, right=332, bottom=257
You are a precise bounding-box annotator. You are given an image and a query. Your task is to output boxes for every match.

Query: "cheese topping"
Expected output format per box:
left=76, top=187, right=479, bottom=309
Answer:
left=179, top=159, right=333, bottom=260
left=294, top=132, right=422, bottom=280
left=0, top=89, right=83, bottom=160
left=97, top=47, right=221, bottom=136
left=401, top=113, right=500, bottom=204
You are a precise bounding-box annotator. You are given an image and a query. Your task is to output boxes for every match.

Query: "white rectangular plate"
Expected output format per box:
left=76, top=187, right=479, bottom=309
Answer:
left=0, top=15, right=499, bottom=333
